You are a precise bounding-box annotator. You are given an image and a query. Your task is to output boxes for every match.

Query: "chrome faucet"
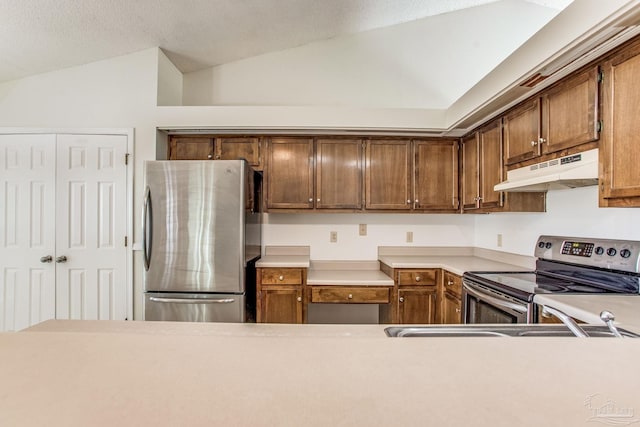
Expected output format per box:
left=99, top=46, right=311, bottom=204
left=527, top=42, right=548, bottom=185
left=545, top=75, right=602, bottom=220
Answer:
left=600, top=310, right=624, bottom=338
left=541, top=305, right=589, bottom=338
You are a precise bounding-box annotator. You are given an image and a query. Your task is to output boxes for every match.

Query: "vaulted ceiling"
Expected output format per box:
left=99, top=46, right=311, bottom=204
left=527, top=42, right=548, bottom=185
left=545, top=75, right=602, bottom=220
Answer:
left=1, top=0, right=572, bottom=84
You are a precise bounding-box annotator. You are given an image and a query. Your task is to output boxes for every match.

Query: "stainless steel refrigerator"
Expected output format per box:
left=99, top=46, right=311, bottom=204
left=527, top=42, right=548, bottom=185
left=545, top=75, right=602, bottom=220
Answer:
left=142, top=160, right=262, bottom=322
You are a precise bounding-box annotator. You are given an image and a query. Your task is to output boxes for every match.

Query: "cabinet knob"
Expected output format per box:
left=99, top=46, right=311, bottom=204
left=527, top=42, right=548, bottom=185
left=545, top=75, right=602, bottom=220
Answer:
left=40, top=255, right=53, bottom=263
left=348, top=294, right=353, bottom=299
left=447, top=280, right=454, bottom=286
left=207, top=154, right=213, bottom=159
left=399, top=297, right=404, bottom=303
left=538, top=137, right=546, bottom=145
left=407, top=199, right=411, bottom=204
left=55, top=255, right=68, bottom=263
left=530, top=140, right=538, bottom=146
left=297, top=296, right=302, bottom=302
left=415, top=276, right=421, bottom=282
left=308, top=198, right=313, bottom=202
left=215, top=154, right=221, bottom=159
left=278, top=275, right=284, bottom=281
left=455, top=308, right=461, bottom=313
left=317, top=198, right=320, bottom=202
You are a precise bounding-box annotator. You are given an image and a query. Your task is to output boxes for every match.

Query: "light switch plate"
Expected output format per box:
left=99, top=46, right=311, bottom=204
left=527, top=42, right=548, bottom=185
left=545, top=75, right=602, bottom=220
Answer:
left=330, top=231, right=338, bottom=243
left=359, top=224, right=367, bottom=236
left=406, top=231, right=413, bottom=243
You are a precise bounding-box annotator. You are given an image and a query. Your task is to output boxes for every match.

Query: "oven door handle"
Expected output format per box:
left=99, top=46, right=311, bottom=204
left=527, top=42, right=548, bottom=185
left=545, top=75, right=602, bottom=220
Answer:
left=463, top=282, right=527, bottom=313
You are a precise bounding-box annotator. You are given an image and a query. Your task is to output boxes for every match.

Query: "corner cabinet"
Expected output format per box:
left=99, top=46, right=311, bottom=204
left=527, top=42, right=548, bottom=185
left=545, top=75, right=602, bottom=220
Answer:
left=440, top=271, right=462, bottom=324
left=600, top=39, right=640, bottom=207
left=461, top=120, right=503, bottom=211
left=462, top=120, right=546, bottom=213
left=256, top=268, right=305, bottom=323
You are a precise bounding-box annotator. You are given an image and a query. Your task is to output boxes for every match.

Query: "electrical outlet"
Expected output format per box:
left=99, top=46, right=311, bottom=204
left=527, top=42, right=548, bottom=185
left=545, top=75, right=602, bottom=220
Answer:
left=359, top=224, right=367, bottom=236
left=406, top=231, right=413, bottom=243
left=497, top=233, right=503, bottom=247
left=330, top=231, right=338, bottom=243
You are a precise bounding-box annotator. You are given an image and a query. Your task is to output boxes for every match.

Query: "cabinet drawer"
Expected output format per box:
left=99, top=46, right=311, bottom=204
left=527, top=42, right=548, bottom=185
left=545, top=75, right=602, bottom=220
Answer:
left=443, top=271, right=462, bottom=297
left=260, top=268, right=303, bottom=285
left=310, top=287, right=390, bottom=303
left=397, top=269, right=438, bottom=286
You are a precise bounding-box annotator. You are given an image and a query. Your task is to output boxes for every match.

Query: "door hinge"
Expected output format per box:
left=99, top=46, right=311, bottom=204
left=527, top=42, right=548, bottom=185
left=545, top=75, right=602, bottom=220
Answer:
left=124, top=236, right=128, bottom=247
left=596, top=121, right=603, bottom=132
left=597, top=71, right=604, bottom=83
left=125, top=153, right=130, bottom=165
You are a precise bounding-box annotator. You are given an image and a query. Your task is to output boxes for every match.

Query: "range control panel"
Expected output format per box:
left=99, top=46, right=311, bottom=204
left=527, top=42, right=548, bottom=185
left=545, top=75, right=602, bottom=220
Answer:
left=534, top=235, right=640, bottom=274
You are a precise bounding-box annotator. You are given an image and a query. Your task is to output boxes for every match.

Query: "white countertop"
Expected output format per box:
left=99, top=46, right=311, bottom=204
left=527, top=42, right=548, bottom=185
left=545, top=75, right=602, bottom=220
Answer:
left=255, top=254, right=311, bottom=268
left=534, top=294, right=640, bottom=334
left=4, top=319, right=640, bottom=426
left=378, top=255, right=530, bottom=276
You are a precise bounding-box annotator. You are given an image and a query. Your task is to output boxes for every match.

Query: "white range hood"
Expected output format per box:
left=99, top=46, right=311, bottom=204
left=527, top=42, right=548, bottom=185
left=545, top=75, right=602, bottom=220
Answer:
left=494, top=149, right=598, bottom=192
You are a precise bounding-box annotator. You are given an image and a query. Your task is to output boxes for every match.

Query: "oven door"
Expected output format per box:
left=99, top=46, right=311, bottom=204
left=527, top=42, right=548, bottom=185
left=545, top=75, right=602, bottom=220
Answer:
left=462, top=280, right=532, bottom=324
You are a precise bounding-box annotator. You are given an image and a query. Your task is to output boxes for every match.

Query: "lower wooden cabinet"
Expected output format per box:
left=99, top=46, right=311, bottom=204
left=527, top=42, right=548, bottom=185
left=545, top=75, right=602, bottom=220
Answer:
left=257, top=268, right=305, bottom=323
left=258, top=288, right=303, bottom=323
left=440, top=271, right=463, bottom=324
left=397, top=287, right=437, bottom=324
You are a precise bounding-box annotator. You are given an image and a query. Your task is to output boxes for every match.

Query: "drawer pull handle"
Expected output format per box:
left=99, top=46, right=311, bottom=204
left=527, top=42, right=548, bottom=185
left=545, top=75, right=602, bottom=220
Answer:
left=297, top=296, right=302, bottom=302
left=399, top=297, right=404, bottom=303
left=348, top=294, right=353, bottom=299
left=278, top=275, right=284, bottom=281
left=415, top=276, right=421, bottom=282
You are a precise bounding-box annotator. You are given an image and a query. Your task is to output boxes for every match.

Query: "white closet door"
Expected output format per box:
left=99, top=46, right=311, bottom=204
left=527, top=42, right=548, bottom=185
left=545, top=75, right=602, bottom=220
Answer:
left=0, top=135, right=57, bottom=331
left=55, top=134, right=128, bottom=321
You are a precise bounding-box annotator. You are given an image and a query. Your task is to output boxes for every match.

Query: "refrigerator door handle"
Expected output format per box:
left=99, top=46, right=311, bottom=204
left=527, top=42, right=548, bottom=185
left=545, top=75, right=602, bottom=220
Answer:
left=149, top=297, right=236, bottom=304
left=142, top=186, right=153, bottom=271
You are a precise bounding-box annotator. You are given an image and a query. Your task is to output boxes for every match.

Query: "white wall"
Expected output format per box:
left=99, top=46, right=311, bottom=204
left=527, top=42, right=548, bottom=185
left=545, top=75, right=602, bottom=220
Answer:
left=182, top=0, right=557, bottom=109
left=264, top=213, right=475, bottom=259
left=474, top=186, right=640, bottom=256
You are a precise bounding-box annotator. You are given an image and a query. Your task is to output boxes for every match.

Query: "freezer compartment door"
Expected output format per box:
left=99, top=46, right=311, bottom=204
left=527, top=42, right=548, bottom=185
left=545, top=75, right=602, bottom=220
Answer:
left=144, top=292, right=246, bottom=323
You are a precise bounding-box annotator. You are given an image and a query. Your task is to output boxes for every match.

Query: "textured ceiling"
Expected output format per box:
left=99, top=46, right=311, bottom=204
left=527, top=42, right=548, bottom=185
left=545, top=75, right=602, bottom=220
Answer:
left=0, top=0, right=572, bottom=83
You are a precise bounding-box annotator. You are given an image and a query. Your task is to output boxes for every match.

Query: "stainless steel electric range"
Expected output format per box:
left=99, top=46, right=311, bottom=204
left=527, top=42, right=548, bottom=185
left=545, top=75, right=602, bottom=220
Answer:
left=462, top=236, right=640, bottom=324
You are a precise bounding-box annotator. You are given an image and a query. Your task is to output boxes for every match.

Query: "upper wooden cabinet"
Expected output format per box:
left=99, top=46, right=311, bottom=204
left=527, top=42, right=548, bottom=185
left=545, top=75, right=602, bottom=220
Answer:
left=414, top=140, right=459, bottom=211
left=168, top=136, right=263, bottom=169
left=503, top=99, right=540, bottom=165
left=600, top=40, right=640, bottom=207
left=266, top=137, right=314, bottom=209
left=216, top=137, right=262, bottom=169
left=504, top=65, right=600, bottom=166
left=168, top=137, right=214, bottom=160
left=462, top=120, right=545, bottom=213
left=316, top=138, right=363, bottom=209
left=461, top=120, right=503, bottom=211
left=365, top=140, right=412, bottom=210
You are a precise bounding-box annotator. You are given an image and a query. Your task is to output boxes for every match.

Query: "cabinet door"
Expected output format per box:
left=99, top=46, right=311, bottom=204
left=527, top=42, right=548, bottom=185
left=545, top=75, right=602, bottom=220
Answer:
left=461, top=133, right=479, bottom=211
left=541, top=66, right=599, bottom=155
left=478, top=120, right=504, bottom=209
left=316, top=138, right=363, bottom=209
left=215, top=137, right=261, bottom=169
left=504, top=99, right=540, bottom=165
left=397, top=287, right=437, bottom=324
left=258, top=288, right=303, bottom=323
left=441, top=291, right=461, bottom=324
left=600, top=42, right=640, bottom=205
left=168, top=137, right=214, bottom=160
left=414, top=140, right=459, bottom=211
left=266, top=138, right=314, bottom=209
left=365, top=140, right=411, bottom=210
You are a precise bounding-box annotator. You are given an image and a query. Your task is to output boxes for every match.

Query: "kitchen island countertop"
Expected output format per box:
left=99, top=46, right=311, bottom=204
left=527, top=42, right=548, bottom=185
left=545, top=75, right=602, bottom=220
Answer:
left=3, top=319, right=640, bottom=427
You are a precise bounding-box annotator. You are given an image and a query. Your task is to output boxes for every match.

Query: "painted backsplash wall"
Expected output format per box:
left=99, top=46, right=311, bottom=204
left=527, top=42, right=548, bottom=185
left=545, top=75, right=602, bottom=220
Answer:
left=262, top=213, right=475, bottom=260
left=262, top=186, right=640, bottom=260
left=474, top=186, right=640, bottom=256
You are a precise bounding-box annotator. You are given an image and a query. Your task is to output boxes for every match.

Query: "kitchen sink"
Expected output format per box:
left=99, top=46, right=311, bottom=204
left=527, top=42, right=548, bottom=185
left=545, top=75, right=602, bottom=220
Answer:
left=384, top=325, right=640, bottom=338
